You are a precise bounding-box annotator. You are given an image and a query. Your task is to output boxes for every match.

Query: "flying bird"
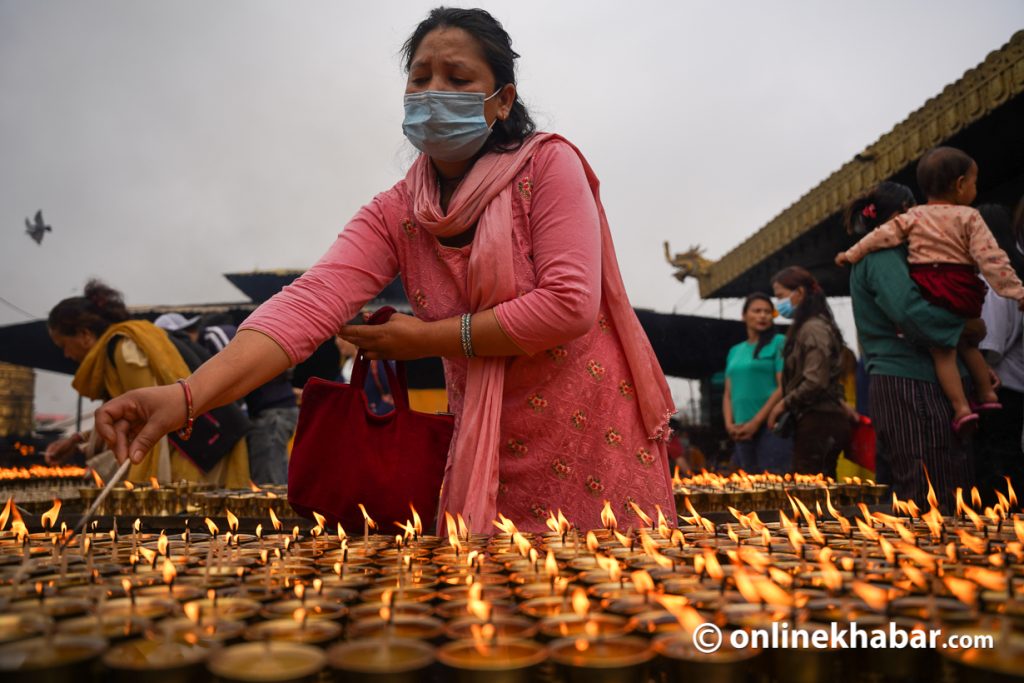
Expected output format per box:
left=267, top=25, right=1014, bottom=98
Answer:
left=25, top=210, right=52, bottom=245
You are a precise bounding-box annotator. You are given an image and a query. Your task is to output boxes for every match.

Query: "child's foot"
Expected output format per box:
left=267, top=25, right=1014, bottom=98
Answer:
left=952, top=412, right=979, bottom=436
left=970, top=397, right=1003, bottom=412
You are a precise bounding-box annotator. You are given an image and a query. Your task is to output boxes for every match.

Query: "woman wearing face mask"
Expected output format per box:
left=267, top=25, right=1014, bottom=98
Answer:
left=767, top=267, right=852, bottom=479
left=723, top=293, right=791, bottom=474
left=92, top=7, right=676, bottom=534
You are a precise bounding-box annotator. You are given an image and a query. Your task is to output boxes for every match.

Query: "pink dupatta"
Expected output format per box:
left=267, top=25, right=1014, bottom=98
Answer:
left=407, top=133, right=674, bottom=533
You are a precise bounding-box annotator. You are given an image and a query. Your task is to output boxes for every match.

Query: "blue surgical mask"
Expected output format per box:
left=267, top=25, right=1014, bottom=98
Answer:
left=775, top=297, right=795, bottom=319
left=402, top=89, right=500, bottom=162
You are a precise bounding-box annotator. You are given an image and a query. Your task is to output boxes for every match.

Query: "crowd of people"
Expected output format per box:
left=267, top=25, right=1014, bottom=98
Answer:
left=39, top=8, right=1017, bottom=530
left=723, top=148, right=1024, bottom=512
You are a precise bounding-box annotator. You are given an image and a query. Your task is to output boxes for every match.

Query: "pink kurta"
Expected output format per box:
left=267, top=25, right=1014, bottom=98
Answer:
left=241, top=139, right=676, bottom=532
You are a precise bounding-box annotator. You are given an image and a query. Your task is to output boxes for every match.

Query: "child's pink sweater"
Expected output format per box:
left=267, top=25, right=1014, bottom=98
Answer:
left=843, top=204, right=1024, bottom=302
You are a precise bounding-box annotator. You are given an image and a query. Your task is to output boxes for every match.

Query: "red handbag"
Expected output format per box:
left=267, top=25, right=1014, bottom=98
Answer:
left=287, top=307, right=453, bottom=534
left=846, top=415, right=876, bottom=473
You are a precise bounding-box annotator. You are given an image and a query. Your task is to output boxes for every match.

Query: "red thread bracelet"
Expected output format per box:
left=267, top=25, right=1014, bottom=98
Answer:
left=176, top=379, right=194, bottom=441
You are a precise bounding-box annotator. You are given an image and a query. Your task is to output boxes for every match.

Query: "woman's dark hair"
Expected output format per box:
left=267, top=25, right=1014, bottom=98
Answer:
left=843, top=182, right=916, bottom=235
left=770, top=266, right=843, bottom=355
left=48, top=279, right=129, bottom=337
left=916, top=146, right=975, bottom=199
left=977, top=203, right=1022, bottom=280
left=741, top=293, right=775, bottom=359
left=401, top=7, right=536, bottom=154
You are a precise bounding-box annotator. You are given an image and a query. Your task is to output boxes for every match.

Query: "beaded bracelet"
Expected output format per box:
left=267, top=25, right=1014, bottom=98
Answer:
left=460, top=313, right=475, bottom=358
left=176, top=379, right=195, bottom=441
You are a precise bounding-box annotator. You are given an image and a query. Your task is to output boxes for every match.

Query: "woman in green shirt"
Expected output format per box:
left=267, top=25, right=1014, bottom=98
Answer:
left=723, top=293, right=791, bottom=474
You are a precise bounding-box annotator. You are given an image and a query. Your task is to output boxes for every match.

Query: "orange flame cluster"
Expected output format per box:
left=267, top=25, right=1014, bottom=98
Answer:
left=0, top=465, right=86, bottom=480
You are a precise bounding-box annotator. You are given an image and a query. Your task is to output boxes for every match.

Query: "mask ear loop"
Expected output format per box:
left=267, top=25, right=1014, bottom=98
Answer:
left=484, top=85, right=506, bottom=131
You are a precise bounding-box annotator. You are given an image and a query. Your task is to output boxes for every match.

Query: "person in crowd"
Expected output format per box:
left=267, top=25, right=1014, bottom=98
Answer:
left=45, top=280, right=249, bottom=485
left=92, top=7, right=676, bottom=533
left=837, top=147, right=1024, bottom=434
left=666, top=421, right=706, bottom=476
left=767, top=267, right=851, bottom=479
left=976, top=202, right=1024, bottom=504
left=844, top=181, right=972, bottom=512
left=155, top=313, right=297, bottom=486
left=723, top=293, right=791, bottom=474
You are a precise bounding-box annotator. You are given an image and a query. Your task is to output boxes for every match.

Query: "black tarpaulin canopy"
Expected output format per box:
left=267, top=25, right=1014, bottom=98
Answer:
left=1, top=308, right=746, bottom=381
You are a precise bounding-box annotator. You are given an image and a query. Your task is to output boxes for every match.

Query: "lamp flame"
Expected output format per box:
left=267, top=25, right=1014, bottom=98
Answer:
left=585, top=530, right=601, bottom=554
left=656, top=594, right=704, bottom=632
left=628, top=501, right=653, bottom=527
left=357, top=504, right=377, bottom=529
left=92, top=470, right=104, bottom=487
left=944, top=575, right=978, bottom=607
left=595, top=554, right=622, bottom=583
left=40, top=499, right=61, bottom=530
left=269, top=508, right=282, bottom=531
left=379, top=588, right=393, bottom=621
left=205, top=518, right=219, bottom=536
left=545, top=511, right=560, bottom=534
left=600, top=500, right=617, bottom=530
left=637, top=531, right=673, bottom=569
left=149, top=477, right=160, bottom=490
left=545, top=550, right=559, bottom=580
left=410, top=504, right=422, bottom=536
left=900, top=562, right=928, bottom=591
left=631, top=570, right=655, bottom=595
left=493, top=513, right=517, bottom=535
left=0, top=497, right=11, bottom=532
left=467, top=582, right=491, bottom=622
left=733, top=566, right=762, bottom=604
left=162, top=558, right=177, bottom=585
left=312, top=511, right=326, bottom=532
left=703, top=548, right=724, bottom=581
left=851, top=581, right=892, bottom=612
left=922, top=507, right=944, bottom=540
left=225, top=509, right=239, bottom=533
left=571, top=587, right=589, bottom=617
left=819, top=548, right=844, bottom=593
left=964, top=567, right=1007, bottom=592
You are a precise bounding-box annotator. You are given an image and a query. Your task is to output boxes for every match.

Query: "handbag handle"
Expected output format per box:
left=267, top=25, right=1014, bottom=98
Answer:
left=349, top=307, right=411, bottom=412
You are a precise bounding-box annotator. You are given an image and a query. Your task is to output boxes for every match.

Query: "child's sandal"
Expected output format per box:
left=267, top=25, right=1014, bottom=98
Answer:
left=952, top=412, right=979, bottom=436
left=970, top=401, right=1003, bottom=412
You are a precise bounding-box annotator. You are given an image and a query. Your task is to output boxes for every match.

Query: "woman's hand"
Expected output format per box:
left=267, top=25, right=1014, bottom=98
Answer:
left=95, top=384, right=187, bottom=464
left=337, top=313, right=431, bottom=360
left=44, top=434, right=83, bottom=465
left=767, top=401, right=786, bottom=430
left=733, top=421, right=759, bottom=441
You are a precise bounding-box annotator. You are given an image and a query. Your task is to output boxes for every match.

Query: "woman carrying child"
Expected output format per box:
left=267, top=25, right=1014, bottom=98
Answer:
left=837, top=147, right=1024, bottom=434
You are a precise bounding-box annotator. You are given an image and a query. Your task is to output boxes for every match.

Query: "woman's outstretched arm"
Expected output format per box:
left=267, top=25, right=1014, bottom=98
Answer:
left=95, top=330, right=290, bottom=464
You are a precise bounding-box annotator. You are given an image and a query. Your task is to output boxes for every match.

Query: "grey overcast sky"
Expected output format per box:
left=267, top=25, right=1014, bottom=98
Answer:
left=2, top=1, right=1022, bottom=414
